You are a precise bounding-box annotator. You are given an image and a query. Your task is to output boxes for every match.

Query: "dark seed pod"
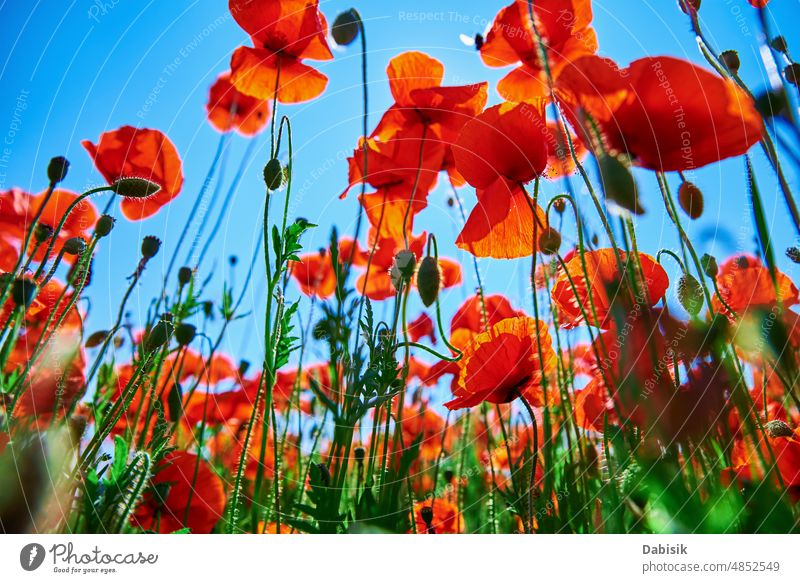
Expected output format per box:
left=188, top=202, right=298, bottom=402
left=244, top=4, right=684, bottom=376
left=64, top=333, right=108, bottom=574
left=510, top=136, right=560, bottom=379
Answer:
left=11, top=278, right=36, bottom=307
left=419, top=505, right=434, bottom=527
left=598, top=154, right=644, bottom=215
left=417, top=256, right=441, bottom=307
left=700, top=253, right=718, bottom=278
left=175, top=322, right=196, bottom=346
left=538, top=227, right=561, bottom=255
left=63, top=237, right=86, bottom=256
left=47, top=156, right=70, bottom=184
left=677, top=273, right=704, bottom=316
left=720, top=50, right=740, bottom=74
left=85, top=330, right=110, bottom=348
left=141, top=235, right=162, bottom=259
left=111, top=176, right=161, bottom=198
left=678, top=181, right=704, bottom=219
left=34, top=223, right=54, bottom=244
left=353, top=446, right=365, bottom=462
left=143, top=316, right=174, bottom=353
left=786, top=247, right=800, bottom=264
left=263, top=158, right=283, bottom=190
left=331, top=9, right=360, bottom=46
left=765, top=419, right=794, bottom=438
left=784, top=63, right=800, bottom=87
left=95, top=214, right=116, bottom=237
left=178, top=266, right=193, bottom=286
left=770, top=36, right=788, bottom=54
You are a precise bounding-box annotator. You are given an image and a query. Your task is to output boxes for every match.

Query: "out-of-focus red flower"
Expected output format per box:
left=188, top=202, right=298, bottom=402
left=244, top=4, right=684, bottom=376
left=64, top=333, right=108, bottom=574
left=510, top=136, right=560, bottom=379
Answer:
left=446, top=316, right=556, bottom=410
left=132, top=451, right=225, bottom=534
left=228, top=0, right=332, bottom=103
left=206, top=71, right=270, bottom=136
left=712, top=255, right=799, bottom=316
left=401, top=404, right=452, bottom=462
left=451, top=294, right=523, bottom=339
left=556, top=55, right=764, bottom=171
left=407, top=312, right=435, bottom=344
left=747, top=0, right=770, bottom=7
left=480, top=0, right=598, bottom=102
left=723, top=424, right=800, bottom=488
left=82, top=126, right=184, bottom=220
left=289, top=239, right=361, bottom=299
left=409, top=498, right=464, bottom=533
left=551, top=248, right=669, bottom=329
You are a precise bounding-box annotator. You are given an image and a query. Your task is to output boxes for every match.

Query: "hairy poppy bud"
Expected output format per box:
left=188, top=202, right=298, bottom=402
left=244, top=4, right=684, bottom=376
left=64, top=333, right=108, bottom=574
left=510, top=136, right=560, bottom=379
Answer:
left=677, top=273, right=704, bottom=316
left=63, top=237, right=86, bottom=256
left=34, top=223, right=54, bottom=244
left=784, top=63, right=800, bottom=87
left=178, top=266, right=193, bottom=285
left=538, top=227, right=561, bottom=255
left=720, top=50, right=740, bottom=74
left=552, top=197, right=566, bottom=214
left=765, top=419, right=794, bottom=438
left=143, top=316, right=174, bottom=353
left=175, top=322, right=196, bottom=346
left=95, top=214, right=115, bottom=237
left=390, top=250, right=417, bottom=291
left=700, top=253, right=718, bottom=278
left=85, top=330, right=110, bottom=348
left=11, top=278, right=36, bottom=307
left=47, top=156, right=70, bottom=184
left=598, top=154, right=644, bottom=215
left=111, top=176, right=161, bottom=198
left=263, top=158, right=283, bottom=191
left=770, top=36, right=788, bottom=54
left=141, top=235, right=161, bottom=259
left=786, top=247, right=800, bottom=264
left=678, top=181, right=704, bottom=219
left=331, top=9, right=360, bottom=46
left=417, top=256, right=441, bottom=307
left=354, top=446, right=365, bottom=462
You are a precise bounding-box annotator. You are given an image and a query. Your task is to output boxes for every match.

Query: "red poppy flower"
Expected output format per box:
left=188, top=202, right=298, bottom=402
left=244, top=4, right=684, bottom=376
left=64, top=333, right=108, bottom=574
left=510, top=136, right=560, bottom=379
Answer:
left=748, top=0, right=769, bottom=7
left=401, top=404, right=452, bottom=462
left=451, top=294, right=523, bottom=338
left=289, top=239, right=360, bottom=299
left=133, top=451, right=225, bottom=533
left=408, top=312, right=435, bottom=343
left=206, top=71, right=270, bottom=136
left=551, top=248, right=669, bottom=329
left=712, top=255, right=799, bottom=316
left=228, top=0, right=333, bottom=103
left=82, top=126, right=184, bottom=220
left=480, top=0, right=598, bottom=102
left=446, top=316, right=556, bottom=410
left=556, top=55, right=764, bottom=171
left=409, top=498, right=464, bottom=534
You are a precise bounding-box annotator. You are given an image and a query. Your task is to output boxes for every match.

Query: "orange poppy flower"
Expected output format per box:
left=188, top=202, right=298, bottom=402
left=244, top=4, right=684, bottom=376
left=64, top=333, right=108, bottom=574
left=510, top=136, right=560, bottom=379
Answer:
left=712, top=255, right=799, bottom=316
left=228, top=0, right=333, bottom=103
left=289, top=239, right=360, bottom=299
left=401, top=404, right=452, bottom=462
left=479, top=0, right=598, bottom=102
left=132, top=451, right=225, bottom=534
left=556, top=55, right=764, bottom=171
left=407, top=312, right=435, bottom=343
left=748, top=0, right=769, bottom=7
left=545, top=122, right=587, bottom=179
left=206, top=71, right=270, bottom=136
left=82, top=126, right=184, bottom=220
left=446, top=316, right=556, bottom=410
left=551, top=248, right=669, bottom=329
left=451, top=293, right=523, bottom=338
left=409, top=498, right=464, bottom=534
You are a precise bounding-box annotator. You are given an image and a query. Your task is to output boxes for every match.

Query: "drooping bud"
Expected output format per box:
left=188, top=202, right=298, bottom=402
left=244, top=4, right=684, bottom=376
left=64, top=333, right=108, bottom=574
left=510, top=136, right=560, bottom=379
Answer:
left=47, top=156, right=70, bottom=184
left=700, top=253, right=718, bottom=278
left=784, top=63, right=800, bottom=87
left=786, top=247, right=800, bottom=264
left=677, top=273, right=704, bottom=316
left=538, top=227, right=561, bottom=255
left=63, top=237, right=86, bottom=256
left=598, top=154, right=644, bottom=215
left=263, top=158, right=284, bottom=191
left=111, top=176, right=161, bottom=198
left=678, top=181, right=704, bottom=219
left=85, top=330, right=110, bottom=348
left=720, top=50, right=740, bottom=74
left=331, top=9, right=360, bottom=46
left=11, top=278, right=36, bottom=307
left=141, top=235, right=162, bottom=259
left=178, top=266, right=193, bottom=286
left=765, top=419, right=794, bottom=438
left=552, top=197, right=566, bottom=214
left=143, top=315, right=174, bottom=353
left=34, top=223, right=54, bottom=244
left=416, top=256, right=441, bottom=307
left=175, top=322, right=196, bottom=346
left=95, top=214, right=116, bottom=237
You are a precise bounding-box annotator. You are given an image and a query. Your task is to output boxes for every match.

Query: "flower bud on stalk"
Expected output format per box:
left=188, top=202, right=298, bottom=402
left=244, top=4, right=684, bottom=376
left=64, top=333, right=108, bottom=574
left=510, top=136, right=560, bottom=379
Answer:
left=263, top=158, right=284, bottom=191
left=700, top=253, right=718, bottom=278
left=784, top=63, right=800, bottom=87
left=85, top=330, right=110, bottom=348
left=538, top=227, right=561, bottom=255
left=141, top=236, right=162, bottom=259
left=678, top=181, right=704, bottom=219
left=720, top=50, right=740, bottom=75
left=47, top=156, right=70, bottom=185
left=331, top=9, right=360, bottom=46
left=677, top=273, right=704, bottom=316
left=178, top=266, right=193, bottom=286
left=143, top=315, right=174, bottom=353
left=175, top=323, right=196, bottom=346
left=111, top=176, right=161, bottom=198
left=417, top=256, right=440, bottom=307
left=11, top=278, right=36, bottom=308
left=63, top=237, right=86, bottom=256
left=770, top=36, right=788, bottom=54
left=786, top=247, right=800, bottom=264
left=765, top=419, right=794, bottom=438
left=390, top=250, right=416, bottom=292
left=34, top=224, right=54, bottom=244
left=95, top=214, right=116, bottom=238
left=598, top=154, right=645, bottom=215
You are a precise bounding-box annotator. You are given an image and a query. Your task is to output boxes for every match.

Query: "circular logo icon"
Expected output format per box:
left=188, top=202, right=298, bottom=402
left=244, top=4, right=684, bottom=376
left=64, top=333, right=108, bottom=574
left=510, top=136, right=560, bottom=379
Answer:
left=20, top=543, right=46, bottom=571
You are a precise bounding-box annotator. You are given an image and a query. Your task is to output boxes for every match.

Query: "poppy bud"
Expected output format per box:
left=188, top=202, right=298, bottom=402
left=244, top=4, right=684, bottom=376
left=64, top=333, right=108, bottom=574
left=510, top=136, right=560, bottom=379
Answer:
left=85, top=330, right=110, bottom=348
left=765, top=419, right=794, bottom=438
left=63, top=237, right=86, bottom=256
left=678, top=0, right=700, bottom=14
left=111, top=176, right=161, bottom=198
left=770, top=36, right=788, bottom=54
left=354, top=446, right=365, bottom=462
left=553, top=198, right=566, bottom=214
left=474, top=33, right=484, bottom=50
left=175, top=322, right=196, bottom=346
left=11, top=278, right=36, bottom=307
left=143, top=316, right=174, bottom=353
left=34, top=223, right=54, bottom=244
left=784, top=63, right=800, bottom=86
left=598, top=154, right=644, bottom=215
left=677, top=273, right=704, bottom=316
left=700, top=253, right=718, bottom=278
left=678, top=181, right=704, bottom=219
left=419, top=505, right=434, bottom=527
left=391, top=250, right=417, bottom=291
left=95, top=214, right=115, bottom=237
left=47, top=156, right=70, bottom=184
left=417, top=256, right=441, bottom=307
left=786, top=247, right=800, bottom=264
left=331, top=9, right=360, bottom=46
left=263, top=158, right=283, bottom=191
left=720, top=50, right=740, bottom=74
left=141, top=235, right=161, bottom=259
left=178, top=266, right=193, bottom=286
left=238, top=360, right=250, bottom=377
left=202, top=300, right=214, bottom=319
left=538, top=227, right=561, bottom=255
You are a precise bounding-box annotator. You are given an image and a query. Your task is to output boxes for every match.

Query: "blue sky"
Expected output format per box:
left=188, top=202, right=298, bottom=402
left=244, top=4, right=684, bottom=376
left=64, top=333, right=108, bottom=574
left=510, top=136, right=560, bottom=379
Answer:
left=1, top=0, right=799, bottom=369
